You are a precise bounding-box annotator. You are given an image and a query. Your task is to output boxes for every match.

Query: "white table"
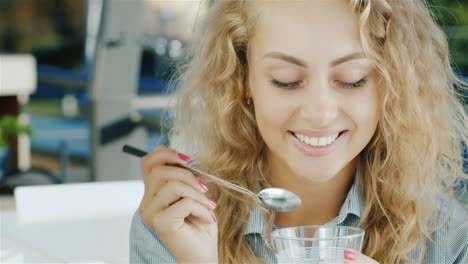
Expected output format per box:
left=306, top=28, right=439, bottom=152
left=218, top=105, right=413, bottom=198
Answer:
left=1, top=181, right=144, bottom=263
left=0, top=211, right=134, bottom=263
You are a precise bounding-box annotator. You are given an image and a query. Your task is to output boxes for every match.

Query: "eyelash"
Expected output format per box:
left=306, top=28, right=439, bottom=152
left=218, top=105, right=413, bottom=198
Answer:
left=339, top=78, right=367, bottom=88
left=269, top=78, right=368, bottom=90
left=269, top=79, right=302, bottom=90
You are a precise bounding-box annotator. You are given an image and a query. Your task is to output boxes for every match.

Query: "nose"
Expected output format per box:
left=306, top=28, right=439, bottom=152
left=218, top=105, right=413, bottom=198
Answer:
left=299, top=80, right=338, bottom=127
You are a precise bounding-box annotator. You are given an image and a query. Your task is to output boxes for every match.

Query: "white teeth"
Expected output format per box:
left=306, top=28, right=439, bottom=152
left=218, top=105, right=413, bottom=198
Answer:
left=319, top=137, right=327, bottom=145
left=294, top=132, right=339, bottom=147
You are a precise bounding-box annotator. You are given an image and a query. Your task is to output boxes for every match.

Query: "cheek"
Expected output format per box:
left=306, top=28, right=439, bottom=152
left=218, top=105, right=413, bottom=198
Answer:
left=253, top=91, right=294, bottom=137
left=255, top=97, right=286, bottom=130
left=364, top=86, right=379, bottom=124
left=348, top=86, right=379, bottom=134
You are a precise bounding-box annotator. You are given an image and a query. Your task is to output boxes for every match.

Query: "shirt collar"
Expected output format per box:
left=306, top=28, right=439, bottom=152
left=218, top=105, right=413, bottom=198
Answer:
left=243, top=172, right=364, bottom=235
left=341, top=172, right=364, bottom=218
left=243, top=205, right=265, bottom=235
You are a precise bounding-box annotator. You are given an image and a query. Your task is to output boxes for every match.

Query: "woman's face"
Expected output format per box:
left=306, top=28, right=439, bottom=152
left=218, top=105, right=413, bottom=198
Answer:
left=247, top=0, right=379, bottom=183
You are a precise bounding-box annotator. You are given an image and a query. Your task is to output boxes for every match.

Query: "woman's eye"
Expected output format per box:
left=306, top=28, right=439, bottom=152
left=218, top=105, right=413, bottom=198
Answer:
left=269, top=77, right=367, bottom=90
left=338, top=78, right=367, bottom=88
left=270, top=79, right=302, bottom=90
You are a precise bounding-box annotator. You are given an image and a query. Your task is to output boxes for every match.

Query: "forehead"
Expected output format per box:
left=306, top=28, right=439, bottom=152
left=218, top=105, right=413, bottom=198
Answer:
left=250, top=0, right=362, bottom=61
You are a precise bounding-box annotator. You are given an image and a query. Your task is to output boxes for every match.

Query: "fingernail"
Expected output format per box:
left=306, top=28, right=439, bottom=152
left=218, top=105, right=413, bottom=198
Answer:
left=211, top=214, right=217, bottom=223
left=199, top=180, right=209, bottom=191
left=177, top=153, right=191, bottom=162
left=344, top=249, right=355, bottom=260
left=207, top=197, right=218, bottom=207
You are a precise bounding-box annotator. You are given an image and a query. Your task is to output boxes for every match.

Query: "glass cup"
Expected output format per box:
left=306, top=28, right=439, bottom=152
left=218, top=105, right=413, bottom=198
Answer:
left=270, top=226, right=365, bottom=264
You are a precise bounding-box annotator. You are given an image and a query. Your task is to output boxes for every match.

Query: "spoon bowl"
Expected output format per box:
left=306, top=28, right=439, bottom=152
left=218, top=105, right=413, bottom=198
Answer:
left=258, top=188, right=302, bottom=212
left=122, top=144, right=302, bottom=212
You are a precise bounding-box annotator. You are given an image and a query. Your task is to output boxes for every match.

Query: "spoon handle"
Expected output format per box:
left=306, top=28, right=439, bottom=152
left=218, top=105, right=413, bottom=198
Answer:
left=177, top=164, right=258, bottom=199
left=122, top=145, right=258, bottom=200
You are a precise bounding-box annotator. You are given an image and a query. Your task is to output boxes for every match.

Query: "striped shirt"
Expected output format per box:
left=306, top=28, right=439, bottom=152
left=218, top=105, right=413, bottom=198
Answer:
left=129, top=178, right=468, bottom=263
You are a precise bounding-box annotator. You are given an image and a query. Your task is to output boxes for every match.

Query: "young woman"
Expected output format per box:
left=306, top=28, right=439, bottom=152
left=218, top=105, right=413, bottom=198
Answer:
left=130, top=0, right=467, bottom=263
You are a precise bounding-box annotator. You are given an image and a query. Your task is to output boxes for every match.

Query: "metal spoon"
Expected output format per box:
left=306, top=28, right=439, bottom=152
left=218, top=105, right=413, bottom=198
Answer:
left=122, top=144, right=302, bottom=212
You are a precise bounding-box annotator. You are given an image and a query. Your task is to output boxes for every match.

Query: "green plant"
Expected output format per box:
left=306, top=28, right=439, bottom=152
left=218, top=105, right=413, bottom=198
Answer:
left=427, top=0, right=468, bottom=72
left=0, top=115, right=32, bottom=149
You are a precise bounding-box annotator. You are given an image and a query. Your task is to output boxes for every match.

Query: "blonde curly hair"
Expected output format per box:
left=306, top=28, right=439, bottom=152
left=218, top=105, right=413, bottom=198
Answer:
left=166, top=0, right=468, bottom=263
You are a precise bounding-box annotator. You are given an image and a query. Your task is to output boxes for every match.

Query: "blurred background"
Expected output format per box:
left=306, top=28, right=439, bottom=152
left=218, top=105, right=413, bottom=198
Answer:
left=0, top=0, right=214, bottom=187
left=0, top=0, right=466, bottom=263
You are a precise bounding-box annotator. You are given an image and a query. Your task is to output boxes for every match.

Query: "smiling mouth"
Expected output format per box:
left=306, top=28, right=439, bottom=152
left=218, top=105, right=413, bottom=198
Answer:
left=289, top=130, right=346, bottom=147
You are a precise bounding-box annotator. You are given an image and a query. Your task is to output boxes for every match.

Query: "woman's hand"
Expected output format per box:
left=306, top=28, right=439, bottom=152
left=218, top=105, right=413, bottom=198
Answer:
left=138, top=145, right=218, bottom=263
left=344, top=249, right=380, bottom=263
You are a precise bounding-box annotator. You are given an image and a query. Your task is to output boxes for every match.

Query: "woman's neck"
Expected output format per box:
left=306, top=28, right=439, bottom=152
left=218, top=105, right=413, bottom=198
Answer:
left=271, top=160, right=356, bottom=228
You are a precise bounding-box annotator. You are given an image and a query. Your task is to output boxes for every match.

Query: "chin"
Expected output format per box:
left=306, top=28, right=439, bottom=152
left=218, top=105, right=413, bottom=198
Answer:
left=294, top=167, right=339, bottom=183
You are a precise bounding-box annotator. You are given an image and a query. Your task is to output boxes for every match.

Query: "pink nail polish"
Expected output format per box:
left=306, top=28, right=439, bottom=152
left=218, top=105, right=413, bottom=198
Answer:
left=199, top=180, right=209, bottom=191
left=207, top=197, right=218, bottom=207
left=177, top=153, right=191, bottom=162
left=211, top=214, right=217, bottom=223
left=344, top=249, right=356, bottom=260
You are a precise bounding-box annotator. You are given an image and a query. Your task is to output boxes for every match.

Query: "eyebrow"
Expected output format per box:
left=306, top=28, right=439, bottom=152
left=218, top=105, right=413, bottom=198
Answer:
left=262, top=51, right=366, bottom=68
